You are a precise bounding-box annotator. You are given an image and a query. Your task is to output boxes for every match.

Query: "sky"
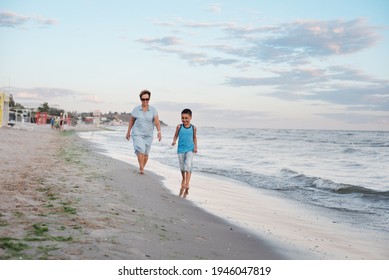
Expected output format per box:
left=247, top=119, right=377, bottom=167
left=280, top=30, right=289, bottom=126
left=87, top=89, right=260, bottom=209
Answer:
left=1, top=0, right=388, bottom=130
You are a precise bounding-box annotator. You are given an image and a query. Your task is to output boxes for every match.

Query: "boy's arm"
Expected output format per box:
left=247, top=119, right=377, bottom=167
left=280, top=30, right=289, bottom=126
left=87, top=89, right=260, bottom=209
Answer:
left=171, top=125, right=180, bottom=146
left=193, top=126, right=198, bottom=153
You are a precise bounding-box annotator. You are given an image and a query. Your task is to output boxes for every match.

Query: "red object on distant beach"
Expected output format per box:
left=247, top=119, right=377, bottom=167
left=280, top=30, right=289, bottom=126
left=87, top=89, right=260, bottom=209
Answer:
left=35, top=112, right=47, bottom=125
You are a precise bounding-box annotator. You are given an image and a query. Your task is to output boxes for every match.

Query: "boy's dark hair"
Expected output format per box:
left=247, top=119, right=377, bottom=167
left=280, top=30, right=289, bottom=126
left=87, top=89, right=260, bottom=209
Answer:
left=181, top=108, right=192, bottom=116
left=139, top=90, right=151, bottom=98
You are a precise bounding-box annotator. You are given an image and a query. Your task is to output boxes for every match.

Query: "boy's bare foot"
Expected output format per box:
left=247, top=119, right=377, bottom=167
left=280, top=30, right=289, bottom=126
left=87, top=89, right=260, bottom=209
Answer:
left=183, top=187, right=189, bottom=198
left=179, top=187, right=185, bottom=197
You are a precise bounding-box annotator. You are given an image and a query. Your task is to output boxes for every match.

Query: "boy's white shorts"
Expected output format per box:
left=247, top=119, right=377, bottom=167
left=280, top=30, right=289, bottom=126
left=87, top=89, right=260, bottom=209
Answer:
left=178, top=151, right=194, bottom=172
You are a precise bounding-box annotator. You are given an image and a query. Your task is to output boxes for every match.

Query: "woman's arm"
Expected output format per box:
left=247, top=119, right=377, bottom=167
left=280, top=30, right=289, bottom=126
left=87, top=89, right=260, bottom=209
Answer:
left=126, top=116, right=136, bottom=140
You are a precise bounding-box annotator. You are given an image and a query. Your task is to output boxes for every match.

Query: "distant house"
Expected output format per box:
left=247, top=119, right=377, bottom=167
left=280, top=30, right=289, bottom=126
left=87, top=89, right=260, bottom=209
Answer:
left=84, top=117, right=94, bottom=124
left=0, top=92, right=10, bottom=127
left=93, top=109, right=101, bottom=125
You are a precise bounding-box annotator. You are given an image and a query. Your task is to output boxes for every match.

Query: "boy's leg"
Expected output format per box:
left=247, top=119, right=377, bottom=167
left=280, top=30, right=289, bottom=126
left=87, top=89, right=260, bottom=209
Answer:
left=179, top=171, right=186, bottom=197
left=178, top=154, right=186, bottom=196
left=185, top=171, right=192, bottom=188
left=183, top=152, right=194, bottom=198
left=181, top=171, right=186, bottom=187
left=183, top=171, right=191, bottom=198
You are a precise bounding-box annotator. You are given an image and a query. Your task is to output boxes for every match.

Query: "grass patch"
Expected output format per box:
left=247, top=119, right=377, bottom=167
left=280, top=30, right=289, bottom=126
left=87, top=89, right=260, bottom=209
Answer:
left=0, top=238, right=30, bottom=259
left=13, top=211, right=24, bottom=218
left=51, top=236, right=73, bottom=242
left=35, top=177, right=46, bottom=184
left=23, top=235, right=73, bottom=242
left=59, top=130, right=76, bottom=137
left=47, top=193, right=59, bottom=200
left=0, top=235, right=73, bottom=259
left=37, top=245, right=61, bottom=259
left=32, top=223, right=49, bottom=236
left=63, top=206, right=77, bottom=215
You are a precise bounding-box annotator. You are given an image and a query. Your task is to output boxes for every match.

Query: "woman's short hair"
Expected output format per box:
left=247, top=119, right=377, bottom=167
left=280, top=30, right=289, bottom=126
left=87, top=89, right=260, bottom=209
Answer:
left=139, top=90, right=151, bottom=99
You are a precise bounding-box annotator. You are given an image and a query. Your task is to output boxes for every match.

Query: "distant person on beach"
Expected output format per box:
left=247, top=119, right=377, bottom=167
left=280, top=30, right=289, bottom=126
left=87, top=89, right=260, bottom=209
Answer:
left=54, top=117, right=60, bottom=130
left=59, top=113, right=64, bottom=130
left=126, top=90, right=162, bottom=174
left=50, top=117, right=55, bottom=129
left=171, top=109, right=197, bottom=198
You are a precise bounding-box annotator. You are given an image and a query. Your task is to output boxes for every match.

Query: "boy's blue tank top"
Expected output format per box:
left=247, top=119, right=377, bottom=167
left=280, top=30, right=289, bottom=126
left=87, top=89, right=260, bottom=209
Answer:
left=178, top=124, right=194, bottom=153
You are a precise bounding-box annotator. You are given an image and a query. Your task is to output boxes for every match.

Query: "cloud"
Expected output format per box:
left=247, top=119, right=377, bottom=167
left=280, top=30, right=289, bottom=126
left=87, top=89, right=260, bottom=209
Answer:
left=226, top=67, right=329, bottom=88
left=34, top=16, right=57, bottom=26
left=307, top=86, right=389, bottom=111
left=0, top=87, right=83, bottom=110
left=0, top=10, right=57, bottom=28
left=10, top=87, right=77, bottom=98
left=156, top=101, right=269, bottom=127
left=217, top=18, right=382, bottom=65
left=176, top=49, right=238, bottom=66
left=139, top=17, right=382, bottom=67
left=153, top=20, right=176, bottom=27
left=259, top=18, right=381, bottom=57
left=140, top=43, right=239, bottom=66
left=226, top=65, right=389, bottom=111
left=0, top=10, right=29, bottom=27
left=182, top=21, right=233, bottom=29
left=137, top=36, right=183, bottom=46
left=82, top=95, right=103, bottom=103
left=2, top=87, right=105, bottom=110
left=316, top=112, right=389, bottom=126
left=206, top=4, right=222, bottom=15
left=14, top=92, right=40, bottom=99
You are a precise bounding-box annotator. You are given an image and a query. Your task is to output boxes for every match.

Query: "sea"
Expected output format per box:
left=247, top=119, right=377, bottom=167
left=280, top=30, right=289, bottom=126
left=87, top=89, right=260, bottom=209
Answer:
left=78, top=126, right=389, bottom=253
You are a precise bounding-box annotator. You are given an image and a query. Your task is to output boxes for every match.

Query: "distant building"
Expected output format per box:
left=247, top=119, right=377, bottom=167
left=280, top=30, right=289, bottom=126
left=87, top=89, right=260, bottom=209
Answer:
left=10, top=108, right=34, bottom=123
left=0, top=92, right=10, bottom=127
left=93, top=109, right=101, bottom=125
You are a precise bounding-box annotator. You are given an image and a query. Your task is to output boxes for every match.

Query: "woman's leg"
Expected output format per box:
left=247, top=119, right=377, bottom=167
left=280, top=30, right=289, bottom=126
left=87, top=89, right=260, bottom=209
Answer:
left=137, top=153, right=146, bottom=174
left=143, top=154, right=149, bottom=169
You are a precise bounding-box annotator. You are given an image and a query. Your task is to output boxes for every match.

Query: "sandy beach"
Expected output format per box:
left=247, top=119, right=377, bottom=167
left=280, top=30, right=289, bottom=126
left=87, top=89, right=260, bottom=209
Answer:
left=0, top=124, right=283, bottom=260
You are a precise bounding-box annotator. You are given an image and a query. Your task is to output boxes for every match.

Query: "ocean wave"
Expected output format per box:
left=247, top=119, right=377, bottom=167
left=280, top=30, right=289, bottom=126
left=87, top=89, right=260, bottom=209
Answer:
left=280, top=168, right=299, bottom=175
left=343, top=147, right=358, bottom=153
left=281, top=169, right=389, bottom=201
left=312, top=178, right=389, bottom=198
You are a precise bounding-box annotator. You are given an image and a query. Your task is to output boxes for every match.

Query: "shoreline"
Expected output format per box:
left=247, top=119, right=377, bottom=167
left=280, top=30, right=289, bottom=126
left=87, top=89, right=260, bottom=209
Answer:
left=0, top=124, right=283, bottom=259
left=78, top=127, right=389, bottom=260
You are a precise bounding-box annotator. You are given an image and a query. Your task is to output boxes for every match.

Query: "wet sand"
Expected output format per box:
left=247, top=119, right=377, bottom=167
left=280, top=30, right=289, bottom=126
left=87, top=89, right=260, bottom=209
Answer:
left=0, top=124, right=283, bottom=259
